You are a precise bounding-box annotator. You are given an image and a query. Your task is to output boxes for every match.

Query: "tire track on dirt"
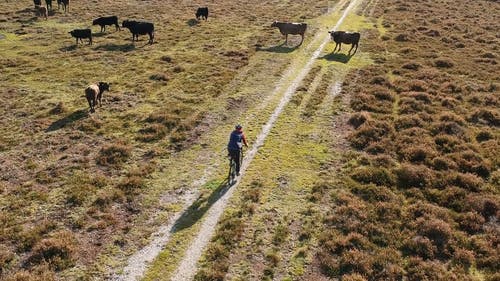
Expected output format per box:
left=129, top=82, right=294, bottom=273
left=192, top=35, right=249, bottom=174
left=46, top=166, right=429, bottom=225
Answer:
left=170, top=1, right=360, bottom=280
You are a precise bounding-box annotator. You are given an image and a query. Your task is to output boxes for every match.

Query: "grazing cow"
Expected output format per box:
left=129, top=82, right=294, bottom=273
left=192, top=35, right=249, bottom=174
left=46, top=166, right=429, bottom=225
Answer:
left=45, top=0, right=52, bottom=11
left=271, top=21, right=307, bottom=45
left=33, top=0, right=41, bottom=8
left=35, top=5, right=47, bottom=20
left=60, top=0, right=69, bottom=12
left=328, top=31, right=360, bottom=55
left=69, top=29, right=92, bottom=45
left=93, top=16, right=120, bottom=32
left=122, top=20, right=154, bottom=45
left=85, top=82, right=110, bottom=113
left=195, top=7, right=208, bottom=20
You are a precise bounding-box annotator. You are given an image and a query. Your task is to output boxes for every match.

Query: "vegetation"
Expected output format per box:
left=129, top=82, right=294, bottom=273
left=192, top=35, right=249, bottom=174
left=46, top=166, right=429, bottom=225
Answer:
left=0, top=0, right=497, bottom=280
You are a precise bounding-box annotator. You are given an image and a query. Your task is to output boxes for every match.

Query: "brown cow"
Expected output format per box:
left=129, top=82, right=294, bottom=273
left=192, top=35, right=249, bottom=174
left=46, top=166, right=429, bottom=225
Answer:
left=85, top=82, right=110, bottom=112
left=271, top=21, right=307, bottom=46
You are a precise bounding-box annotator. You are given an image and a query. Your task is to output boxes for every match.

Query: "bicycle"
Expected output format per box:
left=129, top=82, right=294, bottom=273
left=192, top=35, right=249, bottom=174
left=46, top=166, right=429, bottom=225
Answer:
left=228, top=148, right=243, bottom=184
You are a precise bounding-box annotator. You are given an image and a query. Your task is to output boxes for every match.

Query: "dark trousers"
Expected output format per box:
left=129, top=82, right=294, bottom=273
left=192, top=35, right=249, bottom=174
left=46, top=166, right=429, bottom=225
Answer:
left=228, top=149, right=241, bottom=173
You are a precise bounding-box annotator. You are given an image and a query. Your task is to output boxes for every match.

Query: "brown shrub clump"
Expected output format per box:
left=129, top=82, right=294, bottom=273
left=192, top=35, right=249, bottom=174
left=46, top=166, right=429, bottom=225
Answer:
left=96, top=141, right=131, bottom=166
left=26, top=231, right=75, bottom=271
left=394, top=164, right=435, bottom=189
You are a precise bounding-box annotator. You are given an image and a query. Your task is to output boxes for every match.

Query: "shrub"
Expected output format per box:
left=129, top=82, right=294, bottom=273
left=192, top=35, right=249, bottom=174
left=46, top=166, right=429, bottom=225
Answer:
left=452, top=150, right=491, bottom=178
left=405, top=258, right=454, bottom=281
left=348, top=112, right=371, bottom=129
left=17, top=220, right=57, bottom=252
left=117, top=176, right=145, bottom=193
left=26, top=231, right=75, bottom=271
left=137, top=123, right=167, bottom=142
left=434, top=134, right=462, bottom=153
left=371, top=86, right=395, bottom=101
left=408, top=80, right=428, bottom=92
left=402, top=62, right=421, bottom=70
left=431, top=121, right=465, bottom=137
left=394, top=164, right=434, bottom=189
left=401, top=146, right=436, bottom=163
left=434, top=186, right=467, bottom=211
left=468, top=109, right=500, bottom=127
left=96, top=141, right=131, bottom=166
left=417, top=218, right=453, bottom=250
left=342, top=273, right=368, bottom=281
left=272, top=224, right=289, bottom=245
left=4, top=265, right=56, bottom=281
left=351, top=167, right=395, bottom=186
left=434, top=58, right=454, bottom=68
left=349, top=121, right=393, bottom=150
left=476, top=130, right=493, bottom=142
left=338, top=249, right=373, bottom=276
left=149, top=73, right=169, bottom=81
left=395, top=115, right=423, bottom=131
left=458, top=212, right=485, bottom=234
left=452, top=248, right=475, bottom=270
left=438, top=112, right=465, bottom=125
left=451, top=172, right=483, bottom=191
left=0, top=245, right=14, bottom=274
left=466, top=195, right=499, bottom=218
left=49, top=102, right=67, bottom=115
left=403, top=235, right=436, bottom=260
left=370, top=154, right=396, bottom=168
left=394, top=34, right=409, bottom=42
left=432, top=157, right=458, bottom=171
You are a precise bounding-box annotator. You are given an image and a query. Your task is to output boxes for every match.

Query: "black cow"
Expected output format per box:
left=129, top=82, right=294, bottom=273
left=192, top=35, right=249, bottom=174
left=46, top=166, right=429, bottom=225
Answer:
left=60, top=0, right=69, bottom=12
left=45, top=0, right=52, bottom=11
left=196, top=7, right=208, bottom=20
left=69, top=29, right=92, bottom=45
left=271, top=21, right=307, bottom=45
left=328, top=31, right=360, bottom=55
left=122, top=20, right=154, bottom=45
left=93, top=16, right=120, bottom=32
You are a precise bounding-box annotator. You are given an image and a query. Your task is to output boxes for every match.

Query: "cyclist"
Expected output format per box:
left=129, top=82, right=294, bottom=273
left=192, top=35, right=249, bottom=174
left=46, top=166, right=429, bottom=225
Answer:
left=227, top=124, right=248, bottom=176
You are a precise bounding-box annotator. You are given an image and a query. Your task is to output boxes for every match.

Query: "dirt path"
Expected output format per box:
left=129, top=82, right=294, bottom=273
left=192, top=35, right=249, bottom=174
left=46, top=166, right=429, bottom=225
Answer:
left=170, top=1, right=361, bottom=280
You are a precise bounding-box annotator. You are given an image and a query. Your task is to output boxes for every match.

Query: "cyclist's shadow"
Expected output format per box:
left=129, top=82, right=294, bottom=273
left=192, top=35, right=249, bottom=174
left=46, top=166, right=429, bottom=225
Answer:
left=171, top=178, right=235, bottom=233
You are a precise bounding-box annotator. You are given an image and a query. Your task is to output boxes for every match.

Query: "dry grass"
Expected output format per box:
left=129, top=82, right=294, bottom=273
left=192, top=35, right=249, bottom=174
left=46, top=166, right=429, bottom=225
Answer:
left=0, top=0, right=331, bottom=279
left=314, top=0, right=499, bottom=279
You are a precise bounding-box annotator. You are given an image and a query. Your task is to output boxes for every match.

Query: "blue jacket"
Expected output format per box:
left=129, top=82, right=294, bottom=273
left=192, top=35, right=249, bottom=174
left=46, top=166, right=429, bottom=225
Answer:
left=227, top=130, right=247, bottom=150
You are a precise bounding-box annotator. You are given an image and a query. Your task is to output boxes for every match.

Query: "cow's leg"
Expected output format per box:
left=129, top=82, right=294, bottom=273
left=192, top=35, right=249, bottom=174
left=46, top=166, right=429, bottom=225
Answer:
left=285, top=34, right=288, bottom=45
left=333, top=42, right=338, bottom=53
left=87, top=97, right=92, bottom=111
left=352, top=43, right=358, bottom=55
left=338, top=43, right=342, bottom=52
left=299, top=34, right=304, bottom=45
left=348, top=43, right=355, bottom=55
left=97, top=92, right=102, bottom=107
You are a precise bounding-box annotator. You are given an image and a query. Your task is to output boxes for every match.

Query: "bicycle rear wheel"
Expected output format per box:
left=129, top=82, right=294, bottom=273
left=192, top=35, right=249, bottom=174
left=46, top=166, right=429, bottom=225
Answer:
left=228, top=158, right=237, bottom=183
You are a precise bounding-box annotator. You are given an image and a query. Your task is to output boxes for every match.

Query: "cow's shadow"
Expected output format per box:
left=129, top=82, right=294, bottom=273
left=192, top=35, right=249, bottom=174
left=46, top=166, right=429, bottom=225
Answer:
left=93, top=43, right=135, bottom=52
left=92, top=32, right=107, bottom=38
left=319, top=52, right=353, bottom=63
left=46, top=109, right=88, bottom=132
left=256, top=43, right=299, bottom=53
left=187, top=19, right=199, bottom=26
left=59, top=45, right=78, bottom=52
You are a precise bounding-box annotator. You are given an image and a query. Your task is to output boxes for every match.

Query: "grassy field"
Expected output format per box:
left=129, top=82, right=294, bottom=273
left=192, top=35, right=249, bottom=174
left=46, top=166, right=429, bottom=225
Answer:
left=0, top=0, right=332, bottom=279
left=189, top=0, right=499, bottom=280
left=0, top=0, right=498, bottom=280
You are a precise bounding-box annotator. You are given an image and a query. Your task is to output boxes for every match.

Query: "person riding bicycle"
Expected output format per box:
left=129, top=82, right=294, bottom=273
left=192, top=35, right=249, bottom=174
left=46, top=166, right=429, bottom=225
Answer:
left=227, top=124, right=248, bottom=176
